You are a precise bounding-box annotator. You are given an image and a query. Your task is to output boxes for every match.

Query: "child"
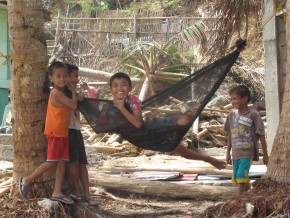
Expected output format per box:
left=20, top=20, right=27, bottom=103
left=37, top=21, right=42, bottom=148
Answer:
left=81, top=82, right=99, bottom=99
left=224, top=85, right=269, bottom=196
left=19, top=61, right=77, bottom=204
left=66, top=64, right=99, bottom=205
left=110, top=72, right=227, bottom=169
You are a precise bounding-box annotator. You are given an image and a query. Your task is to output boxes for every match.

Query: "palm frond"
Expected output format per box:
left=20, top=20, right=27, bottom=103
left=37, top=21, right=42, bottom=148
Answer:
left=124, top=64, right=146, bottom=74
left=203, top=0, right=263, bottom=60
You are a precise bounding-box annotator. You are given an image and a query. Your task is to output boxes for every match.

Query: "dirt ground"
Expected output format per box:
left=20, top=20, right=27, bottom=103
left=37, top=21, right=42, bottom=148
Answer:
left=0, top=151, right=231, bottom=218
left=83, top=152, right=231, bottom=218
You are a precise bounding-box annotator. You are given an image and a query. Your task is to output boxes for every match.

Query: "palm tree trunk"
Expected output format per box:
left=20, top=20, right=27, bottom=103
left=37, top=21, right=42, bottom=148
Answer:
left=264, top=1, right=290, bottom=184
left=139, top=77, right=151, bottom=101
left=8, top=0, right=52, bottom=195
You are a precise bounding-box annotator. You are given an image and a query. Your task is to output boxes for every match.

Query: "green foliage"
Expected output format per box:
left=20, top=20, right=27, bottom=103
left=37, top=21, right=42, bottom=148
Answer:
left=123, top=42, right=192, bottom=85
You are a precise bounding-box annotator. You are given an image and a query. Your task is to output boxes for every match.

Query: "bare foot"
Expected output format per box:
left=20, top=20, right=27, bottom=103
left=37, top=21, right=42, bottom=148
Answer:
left=176, top=115, right=191, bottom=126
left=207, top=157, right=227, bottom=170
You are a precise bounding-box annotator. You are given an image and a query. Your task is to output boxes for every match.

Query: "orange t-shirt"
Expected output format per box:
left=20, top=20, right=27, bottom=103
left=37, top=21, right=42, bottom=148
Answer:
left=44, top=89, right=70, bottom=137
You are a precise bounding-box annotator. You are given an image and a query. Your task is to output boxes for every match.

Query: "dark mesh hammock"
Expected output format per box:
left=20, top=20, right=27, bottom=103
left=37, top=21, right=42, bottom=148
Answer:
left=78, top=45, right=243, bottom=152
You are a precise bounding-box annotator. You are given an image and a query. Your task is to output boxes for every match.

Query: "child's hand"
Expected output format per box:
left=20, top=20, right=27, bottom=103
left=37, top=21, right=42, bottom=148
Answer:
left=263, top=154, right=269, bottom=165
left=226, top=154, right=232, bottom=165
left=67, top=83, right=76, bottom=93
left=113, top=97, right=125, bottom=110
left=77, top=93, right=85, bottom=101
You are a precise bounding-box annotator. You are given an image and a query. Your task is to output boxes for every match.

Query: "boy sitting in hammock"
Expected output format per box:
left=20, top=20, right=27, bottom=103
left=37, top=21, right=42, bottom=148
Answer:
left=108, top=72, right=227, bottom=170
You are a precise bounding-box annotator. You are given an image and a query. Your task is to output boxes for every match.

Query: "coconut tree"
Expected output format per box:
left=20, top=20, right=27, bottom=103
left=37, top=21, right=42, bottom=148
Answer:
left=264, top=0, right=290, bottom=184
left=123, top=21, right=207, bottom=100
left=7, top=0, right=51, bottom=196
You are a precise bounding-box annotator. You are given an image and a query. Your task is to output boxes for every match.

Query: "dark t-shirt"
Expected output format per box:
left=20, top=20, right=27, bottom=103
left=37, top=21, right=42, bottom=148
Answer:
left=224, top=109, right=265, bottom=160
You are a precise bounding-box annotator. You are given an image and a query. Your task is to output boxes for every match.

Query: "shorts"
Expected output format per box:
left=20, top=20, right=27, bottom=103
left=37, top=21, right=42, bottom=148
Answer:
left=47, top=135, right=69, bottom=162
left=232, top=158, right=252, bottom=185
left=68, top=129, right=88, bottom=164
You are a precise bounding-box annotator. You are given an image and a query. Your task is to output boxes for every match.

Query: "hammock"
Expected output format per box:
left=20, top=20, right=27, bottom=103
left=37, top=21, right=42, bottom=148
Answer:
left=78, top=41, right=245, bottom=152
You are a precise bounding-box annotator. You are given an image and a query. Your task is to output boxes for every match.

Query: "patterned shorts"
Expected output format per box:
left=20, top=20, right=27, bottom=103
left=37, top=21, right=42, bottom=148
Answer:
left=232, top=158, right=252, bottom=184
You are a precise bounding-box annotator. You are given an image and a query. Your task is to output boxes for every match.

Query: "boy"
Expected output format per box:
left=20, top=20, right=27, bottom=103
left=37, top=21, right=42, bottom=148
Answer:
left=66, top=64, right=99, bottom=205
left=109, top=72, right=227, bottom=170
left=224, top=85, right=269, bottom=196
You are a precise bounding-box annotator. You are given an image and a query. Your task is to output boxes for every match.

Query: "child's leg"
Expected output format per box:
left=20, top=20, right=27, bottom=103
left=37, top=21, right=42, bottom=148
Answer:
left=174, top=144, right=227, bottom=169
left=52, top=160, right=67, bottom=197
left=69, top=162, right=82, bottom=196
left=22, top=162, right=57, bottom=188
left=79, top=164, right=90, bottom=200
left=237, top=183, right=250, bottom=195
left=79, top=164, right=100, bottom=205
left=234, top=158, right=251, bottom=196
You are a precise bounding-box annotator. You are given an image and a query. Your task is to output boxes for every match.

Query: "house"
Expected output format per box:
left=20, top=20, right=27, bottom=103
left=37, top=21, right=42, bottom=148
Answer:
left=0, top=0, right=10, bottom=123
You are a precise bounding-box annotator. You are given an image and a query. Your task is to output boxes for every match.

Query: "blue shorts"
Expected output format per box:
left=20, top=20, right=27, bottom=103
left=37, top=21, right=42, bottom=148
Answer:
left=232, top=158, right=251, bottom=185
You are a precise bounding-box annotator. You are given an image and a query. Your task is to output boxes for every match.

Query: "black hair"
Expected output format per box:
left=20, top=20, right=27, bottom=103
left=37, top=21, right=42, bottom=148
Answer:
left=64, top=63, right=79, bottom=97
left=229, top=85, right=251, bottom=102
left=109, top=72, right=131, bottom=87
left=43, top=61, right=68, bottom=93
left=66, top=63, right=79, bottom=75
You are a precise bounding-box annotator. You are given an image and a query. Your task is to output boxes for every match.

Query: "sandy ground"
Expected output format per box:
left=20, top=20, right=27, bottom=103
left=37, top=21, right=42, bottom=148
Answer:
left=82, top=152, right=233, bottom=218
left=0, top=149, right=233, bottom=217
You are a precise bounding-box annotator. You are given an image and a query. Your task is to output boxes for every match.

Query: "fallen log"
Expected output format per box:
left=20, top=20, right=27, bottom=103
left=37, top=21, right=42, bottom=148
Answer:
left=89, top=173, right=233, bottom=200
left=78, top=67, right=139, bottom=84
left=93, top=166, right=232, bottom=176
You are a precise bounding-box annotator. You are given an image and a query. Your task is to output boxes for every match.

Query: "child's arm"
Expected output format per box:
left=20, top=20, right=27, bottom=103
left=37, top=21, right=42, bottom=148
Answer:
left=113, top=97, right=143, bottom=128
left=259, top=135, right=269, bottom=165
left=53, top=85, right=77, bottom=110
left=226, top=134, right=232, bottom=164
left=77, top=93, right=85, bottom=102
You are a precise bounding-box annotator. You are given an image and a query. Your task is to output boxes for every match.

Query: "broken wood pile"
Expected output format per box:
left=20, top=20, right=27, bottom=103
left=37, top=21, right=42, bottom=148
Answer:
left=0, top=177, right=12, bottom=198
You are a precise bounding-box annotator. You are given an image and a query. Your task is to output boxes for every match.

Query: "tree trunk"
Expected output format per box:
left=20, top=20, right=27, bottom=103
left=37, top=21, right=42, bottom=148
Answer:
left=264, top=1, right=290, bottom=184
left=78, top=67, right=140, bottom=83
left=138, top=77, right=150, bottom=101
left=8, top=0, right=52, bottom=196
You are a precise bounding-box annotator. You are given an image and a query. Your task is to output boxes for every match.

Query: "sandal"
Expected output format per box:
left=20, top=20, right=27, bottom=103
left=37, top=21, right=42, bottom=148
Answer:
left=19, top=178, right=30, bottom=199
left=51, top=194, right=74, bottom=204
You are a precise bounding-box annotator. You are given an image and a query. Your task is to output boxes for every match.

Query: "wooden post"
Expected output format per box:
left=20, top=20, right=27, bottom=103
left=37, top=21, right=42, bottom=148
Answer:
left=133, top=12, right=138, bottom=42
left=51, top=9, right=61, bottom=56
